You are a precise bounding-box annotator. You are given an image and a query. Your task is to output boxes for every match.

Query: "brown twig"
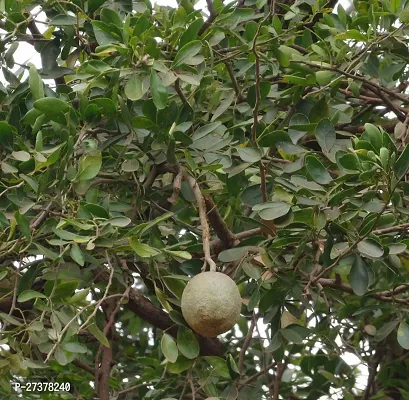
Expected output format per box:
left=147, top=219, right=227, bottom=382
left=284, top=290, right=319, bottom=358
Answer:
left=95, top=299, right=116, bottom=400
left=272, top=363, right=285, bottom=400
left=239, top=361, right=276, bottom=386
left=168, top=170, right=183, bottom=204
left=317, top=278, right=409, bottom=304
left=224, top=61, right=244, bottom=102
left=175, top=79, right=190, bottom=107
left=209, top=227, right=263, bottom=255
left=373, top=223, right=409, bottom=235
left=72, top=359, right=95, bottom=375
left=183, top=171, right=217, bottom=272
left=30, top=201, right=53, bottom=229
left=204, top=194, right=238, bottom=248
left=199, top=0, right=217, bottom=35
left=143, top=165, right=159, bottom=190
left=238, top=313, right=257, bottom=374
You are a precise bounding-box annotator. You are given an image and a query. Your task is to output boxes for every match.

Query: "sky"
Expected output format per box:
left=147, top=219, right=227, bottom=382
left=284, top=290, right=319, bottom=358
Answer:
left=1, top=0, right=369, bottom=398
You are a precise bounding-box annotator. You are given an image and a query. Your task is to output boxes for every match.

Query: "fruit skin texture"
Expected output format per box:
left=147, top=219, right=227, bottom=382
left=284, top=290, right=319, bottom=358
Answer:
left=181, top=271, right=242, bottom=337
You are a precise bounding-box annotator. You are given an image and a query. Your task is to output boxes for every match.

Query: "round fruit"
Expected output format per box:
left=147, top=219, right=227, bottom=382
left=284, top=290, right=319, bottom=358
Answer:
left=181, top=271, right=242, bottom=337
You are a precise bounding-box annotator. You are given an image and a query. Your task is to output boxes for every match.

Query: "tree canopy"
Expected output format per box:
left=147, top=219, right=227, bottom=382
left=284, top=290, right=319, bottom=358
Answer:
left=2, top=0, right=409, bottom=399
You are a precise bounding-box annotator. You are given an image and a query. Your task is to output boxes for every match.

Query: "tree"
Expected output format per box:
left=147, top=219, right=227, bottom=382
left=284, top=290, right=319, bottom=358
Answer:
left=1, top=0, right=409, bottom=398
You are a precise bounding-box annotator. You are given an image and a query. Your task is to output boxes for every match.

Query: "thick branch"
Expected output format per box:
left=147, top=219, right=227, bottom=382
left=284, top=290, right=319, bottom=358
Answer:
left=318, top=278, right=409, bottom=304
left=373, top=223, right=409, bottom=235
left=209, top=228, right=263, bottom=255
left=203, top=195, right=238, bottom=249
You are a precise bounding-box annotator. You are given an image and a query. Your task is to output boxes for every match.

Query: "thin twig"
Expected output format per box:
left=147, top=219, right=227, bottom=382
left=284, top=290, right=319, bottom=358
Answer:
left=238, top=313, right=257, bottom=374
left=184, top=171, right=217, bottom=272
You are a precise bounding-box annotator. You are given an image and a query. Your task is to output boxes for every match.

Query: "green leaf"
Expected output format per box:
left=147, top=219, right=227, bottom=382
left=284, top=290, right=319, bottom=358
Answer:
left=162, top=276, right=186, bottom=299
left=280, top=327, right=303, bottom=344
left=305, top=155, right=333, bottom=184
left=316, top=71, right=337, bottom=86
left=88, top=0, right=106, bottom=12
left=177, top=327, right=200, bottom=359
left=357, top=239, right=384, bottom=258
left=336, top=29, right=367, bottom=42
left=15, top=211, right=30, bottom=239
left=203, top=356, right=230, bottom=378
left=0, top=271, right=8, bottom=282
left=226, top=354, right=240, bottom=379
left=0, top=312, right=22, bottom=326
left=150, top=69, right=168, bottom=110
left=33, top=98, right=70, bottom=114
left=172, top=40, right=202, bottom=67
left=53, top=228, right=91, bottom=243
left=76, top=151, right=102, bottom=181
left=211, top=90, right=235, bottom=122
left=349, top=255, right=369, bottom=296
left=88, top=323, right=110, bottom=348
left=129, top=237, right=161, bottom=258
left=242, top=261, right=262, bottom=280
left=164, top=250, right=192, bottom=260
left=315, top=118, right=336, bottom=153
left=62, top=342, right=88, bottom=353
left=191, top=122, right=221, bottom=141
left=236, top=147, right=263, bottom=163
left=124, top=74, right=148, bottom=101
left=375, top=320, right=399, bottom=342
left=70, top=243, right=85, bottom=266
left=12, top=150, right=30, bottom=161
left=218, top=247, right=249, bottom=262
left=167, top=355, right=193, bottom=374
left=400, top=9, right=409, bottom=23
left=253, top=202, right=291, bottom=220
left=169, top=311, right=188, bottom=327
left=161, top=333, right=178, bottom=362
left=106, top=217, right=131, bottom=227
left=17, top=290, right=47, bottom=303
left=395, top=144, right=409, bottom=180
left=364, top=123, right=382, bottom=151
left=91, top=21, right=119, bottom=46
left=0, top=121, right=14, bottom=149
left=67, top=289, right=89, bottom=304
left=29, top=65, right=44, bottom=100
left=397, top=322, right=409, bottom=349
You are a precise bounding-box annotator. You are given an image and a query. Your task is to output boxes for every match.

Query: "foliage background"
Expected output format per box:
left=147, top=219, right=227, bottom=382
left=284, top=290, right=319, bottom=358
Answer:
left=2, top=0, right=409, bottom=399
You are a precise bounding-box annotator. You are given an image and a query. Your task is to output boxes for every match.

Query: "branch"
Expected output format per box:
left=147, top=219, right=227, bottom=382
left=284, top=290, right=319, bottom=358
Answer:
left=273, top=363, right=285, bottom=400
left=299, top=60, right=409, bottom=105
left=239, top=361, right=276, bottom=386
left=143, top=165, right=159, bottom=190
left=30, top=201, right=53, bottom=229
left=72, top=359, right=95, bottom=375
left=203, top=195, right=238, bottom=248
left=95, top=299, right=116, bottom=400
left=198, top=0, right=217, bottom=35
left=224, top=61, right=244, bottom=102
left=183, top=171, right=217, bottom=272
left=238, top=313, right=257, bottom=374
left=209, top=227, right=263, bottom=255
left=168, top=170, right=183, bottom=204
left=175, top=79, right=190, bottom=107
left=317, top=278, right=409, bottom=304
left=373, top=223, right=409, bottom=235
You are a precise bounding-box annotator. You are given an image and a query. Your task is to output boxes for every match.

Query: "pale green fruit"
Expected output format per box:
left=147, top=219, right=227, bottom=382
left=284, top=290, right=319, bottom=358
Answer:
left=181, top=272, right=241, bottom=337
